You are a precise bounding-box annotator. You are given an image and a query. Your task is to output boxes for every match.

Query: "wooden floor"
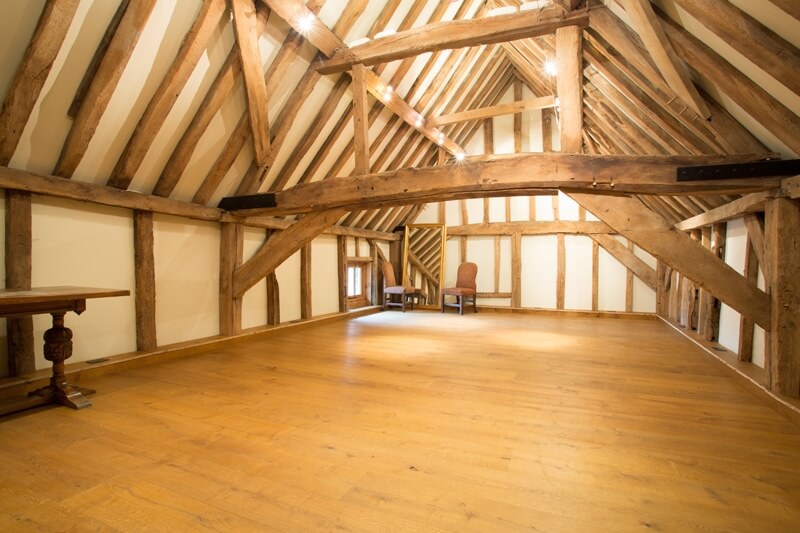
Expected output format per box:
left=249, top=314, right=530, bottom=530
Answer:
left=1, top=312, right=799, bottom=532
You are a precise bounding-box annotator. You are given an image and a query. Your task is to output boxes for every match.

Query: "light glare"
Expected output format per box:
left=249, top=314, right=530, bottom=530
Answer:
left=544, top=60, right=557, bottom=76
left=297, top=14, right=315, bottom=33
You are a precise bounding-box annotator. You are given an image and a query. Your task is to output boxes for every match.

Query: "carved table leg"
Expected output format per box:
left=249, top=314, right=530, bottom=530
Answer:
left=28, top=312, right=94, bottom=409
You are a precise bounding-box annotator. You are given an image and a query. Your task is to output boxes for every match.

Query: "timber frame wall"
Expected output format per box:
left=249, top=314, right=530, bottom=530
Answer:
left=0, top=0, right=797, bottom=402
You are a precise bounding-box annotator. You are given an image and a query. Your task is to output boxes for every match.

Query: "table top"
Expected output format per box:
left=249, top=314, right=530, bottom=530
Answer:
left=0, top=286, right=130, bottom=305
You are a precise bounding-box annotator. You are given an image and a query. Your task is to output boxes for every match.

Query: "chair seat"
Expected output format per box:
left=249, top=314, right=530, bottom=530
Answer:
left=442, top=287, right=476, bottom=296
left=385, top=285, right=414, bottom=295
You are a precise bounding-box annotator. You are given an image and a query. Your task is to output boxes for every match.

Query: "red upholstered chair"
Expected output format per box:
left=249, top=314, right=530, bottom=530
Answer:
left=441, top=262, right=478, bottom=315
left=382, top=260, right=416, bottom=312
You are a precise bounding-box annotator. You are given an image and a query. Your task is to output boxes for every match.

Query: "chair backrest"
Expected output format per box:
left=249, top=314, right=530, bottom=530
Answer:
left=381, top=260, right=398, bottom=287
left=456, top=262, right=478, bottom=290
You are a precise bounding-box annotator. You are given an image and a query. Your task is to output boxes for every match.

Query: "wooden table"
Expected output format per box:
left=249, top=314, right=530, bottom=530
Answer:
left=0, top=286, right=129, bottom=413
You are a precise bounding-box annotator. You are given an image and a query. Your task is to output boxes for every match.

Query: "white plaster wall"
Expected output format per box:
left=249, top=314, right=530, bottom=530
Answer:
left=521, top=236, right=557, bottom=308
left=241, top=228, right=268, bottom=330
left=153, top=214, right=219, bottom=346
left=718, top=219, right=747, bottom=354
left=277, top=250, right=301, bottom=322
left=633, top=245, right=657, bottom=313
left=31, top=196, right=136, bottom=368
left=564, top=236, right=593, bottom=310
left=598, top=246, right=627, bottom=312
left=312, top=235, right=340, bottom=316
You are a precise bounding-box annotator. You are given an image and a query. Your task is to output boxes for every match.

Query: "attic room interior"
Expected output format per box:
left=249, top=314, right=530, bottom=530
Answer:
left=0, top=0, right=799, bottom=529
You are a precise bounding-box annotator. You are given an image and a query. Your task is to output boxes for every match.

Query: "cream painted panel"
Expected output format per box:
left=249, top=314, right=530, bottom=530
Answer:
left=465, top=198, right=483, bottom=224
left=509, top=196, right=529, bottom=221
left=241, top=227, right=267, bottom=329
left=445, top=200, right=461, bottom=226
left=464, top=128, right=484, bottom=156
left=598, top=247, right=626, bottom=312
left=534, top=195, right=555, bottom=221
left=312, top=235, right=339, bottom=316
left=444, top=239, right=460, bottom=287
left=752, top=325, right=766, bottom=369
left=529, top=109, right=544, bottom=152
left=493, top=115, right=515, bottom=155
left=718, top=219, right=747, bottom=353
left=31, top=196, right=136, bottom=369
left=414, top=203, right=439, bottom=224
left=564, top=236, right=592, bottom=310
left=521, top=235, right=557, bottom=308
left=632, top=277, right=656, bottom=313
left=558, top=192, right=580, bottom=221
left=153, top=214, right=219, bottom=346
left=499, top=236, right=511, bottom=293
left=465, top=237, right=494, bottom=294
left=277, top=250, right=301, bottom=322
left=488, top=198, right=505, bottom=223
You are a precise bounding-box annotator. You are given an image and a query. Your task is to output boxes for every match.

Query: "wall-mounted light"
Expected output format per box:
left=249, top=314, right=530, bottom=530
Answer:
left=544, top=60, right=557, bottom=76
left=455, top=152, right=466, bottom=162
left=383, top=85, right=393, bottom=102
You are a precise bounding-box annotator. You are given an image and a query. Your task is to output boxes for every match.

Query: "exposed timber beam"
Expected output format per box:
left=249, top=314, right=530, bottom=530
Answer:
left=261, top=0, right=464, bottom=155
left=429, top=96, right=556, bottom=127
left=0, top=0, right=79, bottom=166
left=447, top=221, right=614, bottom=236
left=233, top=208, right=348, bottom=298
left=0, top=165, right=397, bottom=242
left=569, top=192, right=771, bottom=329
left=783, top=176, right=800, bottom=199
left=108, top=0, right=227, bottom=189
left=54, top=0, right=158, bottom=178
left=660, top=12, right=800, bottom=156
left=618, top=0, right=710, bottom=118
left=557, top=24, right=584, bottom=154
left=316, top=7, right=589, bottom=74
left=245, top=153, right=777, bottom=215
left=675, top=190, right=777, bottom=231
left=670, top=0, right=800, bottom=97
left=589, top=233, right=657, bottom=291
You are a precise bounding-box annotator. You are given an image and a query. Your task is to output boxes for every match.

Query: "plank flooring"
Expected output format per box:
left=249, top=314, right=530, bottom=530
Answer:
left=1, top=312, right=799, bottom=531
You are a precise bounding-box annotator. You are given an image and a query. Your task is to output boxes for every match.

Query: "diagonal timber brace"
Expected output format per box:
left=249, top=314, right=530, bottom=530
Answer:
left=232, top=207, right=348, bottom=298
left=568, top=192, right=771, bottom=330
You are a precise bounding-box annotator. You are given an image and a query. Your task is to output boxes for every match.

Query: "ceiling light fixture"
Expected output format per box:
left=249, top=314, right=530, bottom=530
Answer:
left=296, top=14, right=316, bottom=33
left=414, top=116, right=424, bottom=128
left=455, top=152, right=466, bottom=162
left=544, top=60, right=557, bottom=76
left=383, top=85, right=393, bottom=101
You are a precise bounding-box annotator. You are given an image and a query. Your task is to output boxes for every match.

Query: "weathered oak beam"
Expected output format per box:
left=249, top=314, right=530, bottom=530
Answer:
left=352, top=63, right=370, bottom=174
left=5, top=190, right=34, bottom=375
left=765, top=197, right=800, bottom=397
left=316, top=7, right=589, bottom=74
left=220, top=222, right=244, bottom=336
left=618, top=0, right=710, bottom=118
left=670, top=0, right=800, bottom=97
left=252, top=153, right=777, bottom=215
left=261, top=0, right=463, bottom=155
left=233, top=207, right=348, bottom=298
left=429, top=96, right=556, bottom=127
left=133, top=210, right=157, bottom=351
left=569, top=192, right=771, bottom=329
left=54, top=0, right=158, bottom=178
left=0, top=0, right=79, bottom=166
left=674, top=190, right=777, bottom=231
left=447, top=220, right=614, bottom=236
left=108, top=0, right=227, bottom=189
left=557, top=24, right=584, bottom=153
left=590, top=233, right=657, bottom=290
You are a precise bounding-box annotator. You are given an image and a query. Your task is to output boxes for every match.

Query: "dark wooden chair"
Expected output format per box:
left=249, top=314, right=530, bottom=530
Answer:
left=441, top=262, right=478, bottom=315
left=382, top=260, right=416, bottom=312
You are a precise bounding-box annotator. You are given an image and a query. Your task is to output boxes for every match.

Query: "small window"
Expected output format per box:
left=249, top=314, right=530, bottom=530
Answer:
left=346, top=260, right=371, bottom=308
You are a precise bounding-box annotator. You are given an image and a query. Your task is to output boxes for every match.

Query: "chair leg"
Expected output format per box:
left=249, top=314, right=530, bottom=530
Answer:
left=473, top=295, right=477, bottom=313
left=458, top=296, right=463, bottom=315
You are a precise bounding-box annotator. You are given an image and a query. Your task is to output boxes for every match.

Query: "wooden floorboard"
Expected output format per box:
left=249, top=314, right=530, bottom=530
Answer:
left=1, top=312, right=799, bottom=531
